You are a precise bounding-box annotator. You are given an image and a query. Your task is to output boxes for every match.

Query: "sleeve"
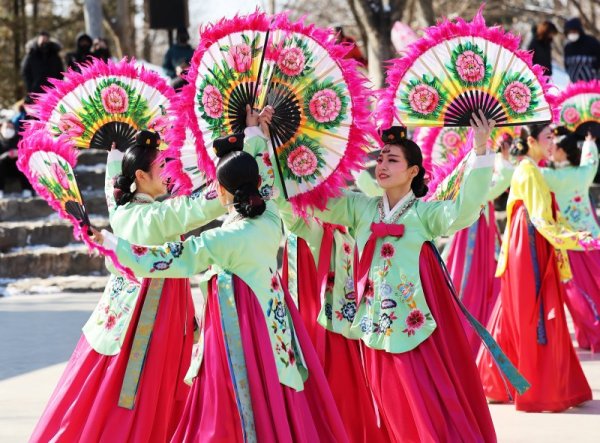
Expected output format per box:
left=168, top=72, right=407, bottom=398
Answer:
left=308, top=191, right=371, bottom=232
left=105, top=149, right=124, bottom=216
left=353, top=169, right=383, bottom=197
left=419, top=152, right=495, bottom=238
left=541, top=140, right=599, bottom=191
left=276, top=197, right=324, bottom=256
left=518, top=162, right=595, bottom=250
left=102, top=227, right=226, bottom=278
left=486, top=155, right=514, bottom=201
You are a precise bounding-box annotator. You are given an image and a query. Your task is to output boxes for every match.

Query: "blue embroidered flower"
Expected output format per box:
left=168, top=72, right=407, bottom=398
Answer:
left=260, top=184, right=273, bottom=199
left=111, top=277, right=125, bottom=295
left=167, top=242, right=184, bottom=258
left=325, top=302, right=333, bottom=320
left=345, top=276, right=354, bottom=291
left=359, top=316, right=373, bottom=333
left=379, top=282, right=393, bottom=297
left=273, top=300, right=287, bottom=325
left=377, top=313, right=394, bottom=333
left=341, top=301, right=357, bottom=322
left=151, top=259, right=173, bottom=272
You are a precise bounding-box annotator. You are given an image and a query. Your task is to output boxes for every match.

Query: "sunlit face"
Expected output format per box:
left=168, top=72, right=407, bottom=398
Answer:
left=528, top=126, right=555, bottom=161
left=375, top=144, right=419, bottom=190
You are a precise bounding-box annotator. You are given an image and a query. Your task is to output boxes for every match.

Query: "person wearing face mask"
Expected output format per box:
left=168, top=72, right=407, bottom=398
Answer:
left=65, top=32, right=93, bottom=72
left=91, top=37, right=112, bottom=62
left=478, top=124, right=596, bottom=412
left=564, top=18, right=600, bottom=82
left=21, top=31, right=64, bottom=94
left=0, top=120, right=32, bottom=195
left=527, top=21, right=558, bottom=76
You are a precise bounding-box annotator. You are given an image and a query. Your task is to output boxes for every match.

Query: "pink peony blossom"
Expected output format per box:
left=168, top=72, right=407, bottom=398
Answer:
left=228, top=43, right=252, bottom=73
left=591, top=100, right=600, bottom=118
left=309, top=89, right=342, bottom=123
left=503, top=81, right=532, bottom=114
left=563, top=107, right=581, bottom=124
left=51, top=163, right=70, bottom=190
left=58, top=113, right=85, bottom=138
left=455, top=50, right=486, bottom=83
left=101, top=84, right=128, bottom=114
left=287, top=145, right=318, bottom=177
left=148, top=115, right=169, bottom=133
left=277, top=47, right=306, bottom=77
left=408, top=84, right=440, bottom=115
left=442, top=130, right=462, bottom=149
left=202, top=85, right=224, bottom=119
left=405, top=309, right=425, bottom=330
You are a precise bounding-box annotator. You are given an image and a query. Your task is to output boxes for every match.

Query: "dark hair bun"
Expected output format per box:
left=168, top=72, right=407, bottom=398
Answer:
left=135, top=130, right=161, bottom=149
left=411, top=166, right=429, bottom=198
left=113, top=174, right=135, bottom=205
left=510, top=137, right=529, bottom=157
left=233, top=183, right=266, bottom=218
left=213, top=132, right=245, bottom=158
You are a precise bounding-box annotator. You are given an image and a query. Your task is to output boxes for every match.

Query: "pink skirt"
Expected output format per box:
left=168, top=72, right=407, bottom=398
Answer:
left=564, top=249, right=600, bottom=352
left=171, top=275, right=348, bottom=443
left=30, top=278, right=195, bottom=443
left=362, top=243, right=496, bottom=443
left=445, top=205, right=501, bottom=355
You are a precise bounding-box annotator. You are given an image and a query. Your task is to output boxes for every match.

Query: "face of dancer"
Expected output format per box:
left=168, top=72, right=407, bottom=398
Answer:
left=375, top=144, right=419, bottom=192
left=134, top=158, right=167, bottom=198
left=527, top=125, right=555, bottom=161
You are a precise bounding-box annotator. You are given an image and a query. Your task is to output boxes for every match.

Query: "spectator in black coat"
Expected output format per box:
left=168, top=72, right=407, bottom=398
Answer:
left=528, top=21, right=558, bottom=75
left=21, top=31, right=64, bottom=94
left=91, top=38, right=112, bottom=62
left=564, top=18, right=600, bottom=82
left=65, top=33, right=93, bottom=72
left=163, top=28, right=195, bottom=79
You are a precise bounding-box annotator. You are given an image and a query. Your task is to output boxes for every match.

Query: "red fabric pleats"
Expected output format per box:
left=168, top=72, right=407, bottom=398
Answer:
left=477, top=202, right=592, bottom=412
left=30, top=278, right=195, bottom=443
left=363, top=243, right=496, bottom=443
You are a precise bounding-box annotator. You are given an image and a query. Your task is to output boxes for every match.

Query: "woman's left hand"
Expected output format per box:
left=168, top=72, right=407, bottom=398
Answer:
left=470, top=109, right=496, bottom=155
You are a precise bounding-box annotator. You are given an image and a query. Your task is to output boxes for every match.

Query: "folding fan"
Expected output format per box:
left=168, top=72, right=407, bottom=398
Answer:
left=31, top=59, right=175, bottom=152
left=178, top=11, right=371, bottom=210
left=378, top=9, right=554, bottom=129
left=555, top=80, right=600, bottom=138
left=17, top=131, right=137, bottom=282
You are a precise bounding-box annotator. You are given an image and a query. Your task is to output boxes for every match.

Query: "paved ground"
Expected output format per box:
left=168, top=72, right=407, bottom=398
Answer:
left=0, top=292, right=599, bottom=442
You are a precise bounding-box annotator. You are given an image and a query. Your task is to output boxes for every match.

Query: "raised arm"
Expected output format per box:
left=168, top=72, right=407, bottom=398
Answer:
left=541, top=139, right=599, bottom=191
left=105, top=148, right=124, bottom=217
left=486, top=155, right=514, bottom=201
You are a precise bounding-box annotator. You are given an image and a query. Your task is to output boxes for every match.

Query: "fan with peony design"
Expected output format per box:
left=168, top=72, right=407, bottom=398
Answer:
left=555, top=80, right=600, bottom=138
left=177, top=11, right=371, bottom=210
left=377, top=9, right=555, bottom=129
left=17, top=131, right=137, bottom=281
left=30, top=59, right=175, bottom=152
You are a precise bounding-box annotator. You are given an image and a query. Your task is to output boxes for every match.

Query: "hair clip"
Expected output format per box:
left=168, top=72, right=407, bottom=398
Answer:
left=130, top=182, right=137, bottom=193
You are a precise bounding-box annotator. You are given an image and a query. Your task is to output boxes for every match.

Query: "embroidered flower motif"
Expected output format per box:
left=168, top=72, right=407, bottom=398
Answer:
left=340, top=301, right=357, bottom=322
left=287, top=348, right=296, bottom=366
left=101, top=84, right=128, bottom=114
left=167, top=242, right=184, bottom=258
left=408, top=83, right=440, bottom=115
left=228, top=43, right=252, bottom=72
left=342, top=242, right=352, bottom=255
left=375, top=312, right=397, bottom=336
left=277, top=47, right=305, bottom=77
left=58, top=113, right=85, bottom=137
left=273, top=300, right=287, bottom=325
left=563, top=107, right=581, bottom=124
left=379, top=282, right=393, bottom=297
left=286, top=145, right=318, bottom=177
left=574, top=195, right=582, bottom=203
left=380, top=242, right=395, bottom=259
left=151, top=259, right=172, bottom=272
left=402, top=309, right=430, bottom=336
left=503, top=81, right=531, bottom=114
left=309, top=89, right=342, bottom=123
left=51, top=163, right=70, bottom=190
left=325, top=271, right=336, bottom=292
left=381, top=299, right=397, bottom=309
left=262, top=151, right=272, bottom=167
left=324, top=302, right=333, bottom=320
left=455, top=50, right=486, bottom=83
left=364, top=278, right=374, bottom=301
left=345, top=276, right=354, bottom=291
left=359, top=316, right=373, bottom=333
left=132, top=245, right=148, bottom=256
left=260, top=184, right=273, bottom=199
left=591, top=100, right=600, bottom=118
left=105, top=314, right=117, bottom=330
left=271, top=275, right=281, bottom=292
left=204, top=189, right=218, bottom=200
left=111, top=277, right=125, bottom=295
left=201, top=85, right=224, bottom=119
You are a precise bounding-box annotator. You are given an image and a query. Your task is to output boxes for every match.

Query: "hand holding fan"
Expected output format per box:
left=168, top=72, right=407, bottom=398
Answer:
left=555, top=80, right=600, bottom=138
left=179, top=11, right=371, bottom=210
left=30, top=58, right=175, bottom=152
left=17, top=131, right=138, bottom=282
left=378, top=8, right=555, bottom=129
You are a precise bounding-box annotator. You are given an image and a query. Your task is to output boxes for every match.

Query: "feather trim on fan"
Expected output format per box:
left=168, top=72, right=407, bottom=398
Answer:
left=17, top=131, right=138, bottom=282
left=554, top=80, right=600, bottom=137
left=377, top=7, right=557, bottom=130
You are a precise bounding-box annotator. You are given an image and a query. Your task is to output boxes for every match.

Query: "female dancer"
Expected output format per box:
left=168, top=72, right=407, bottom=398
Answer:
left=94, top=127, right=348, bottom=442
left=306, top=110, right=498, bottom=442
left=541, top=129, right=600, bottom=352
left=478, top=124, right=594, bottom=412
left=31, top=131, right=225, bottom=442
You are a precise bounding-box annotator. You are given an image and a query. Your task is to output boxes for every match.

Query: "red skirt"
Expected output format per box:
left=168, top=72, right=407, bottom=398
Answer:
left=30, top=278, right=195, bottom=443
left=445, top=204, right=501, bottom=355
left=564, top=250, right=600, bottom=353
left=477, top=202, right=592, bottom=411
left=171, top=275, right=348, bottom=443
left=363, top=243, right=496, bottom=443
left=284, top=238, right=385, bottom=443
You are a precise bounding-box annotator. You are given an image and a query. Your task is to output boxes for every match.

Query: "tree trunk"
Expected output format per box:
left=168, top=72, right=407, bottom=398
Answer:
left=116, top=0, right=136, bottom=57
left=417, top=0, right=435, bottom=26
left=367, top=26, right=394, bottom=88
left=83, top=0, right=104, bottom=38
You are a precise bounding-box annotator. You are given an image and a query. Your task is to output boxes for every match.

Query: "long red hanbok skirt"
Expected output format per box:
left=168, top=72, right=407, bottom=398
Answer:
left=283, top=238, right=384, bottom=443
left=30, top=278, right=195, bottom=443
left=564, top=250, right=600, bottom=353
left=477, top=202, right=592, bottom=411
left=363, top=243, right=496, bottom=443
left=171, top=275, right=348, bottom=443
left=445, top=203, right=501, bottom=355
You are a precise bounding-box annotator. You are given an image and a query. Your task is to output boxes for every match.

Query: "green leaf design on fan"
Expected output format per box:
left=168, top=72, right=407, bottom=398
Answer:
left=278, top=135, right=326, bottom=184
left=303, top=79, right=348, bottom=131
left=498, top=72, right=540, bottom=120
left=400, top=75, right=447, bottom=121
left=38, top=158, right=79, bottom=202
left=448, top=41, right=491, bottom=87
